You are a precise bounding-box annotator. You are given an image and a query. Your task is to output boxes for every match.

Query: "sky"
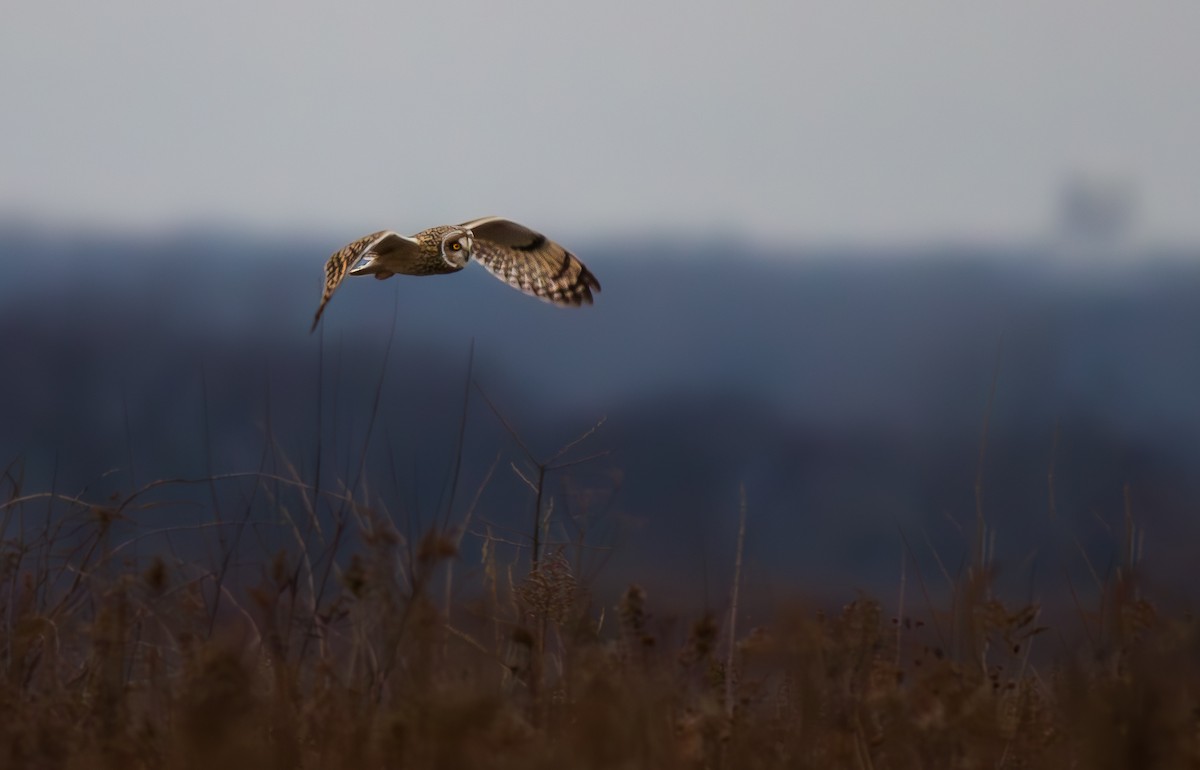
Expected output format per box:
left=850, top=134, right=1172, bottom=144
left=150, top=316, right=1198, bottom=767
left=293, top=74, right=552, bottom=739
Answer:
left=3, top=1, right=1199, bottom=244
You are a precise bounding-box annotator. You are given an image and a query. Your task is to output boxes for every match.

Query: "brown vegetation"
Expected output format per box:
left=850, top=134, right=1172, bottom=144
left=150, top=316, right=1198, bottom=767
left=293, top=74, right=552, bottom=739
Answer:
left=0, top=458, right=1197, bottom=770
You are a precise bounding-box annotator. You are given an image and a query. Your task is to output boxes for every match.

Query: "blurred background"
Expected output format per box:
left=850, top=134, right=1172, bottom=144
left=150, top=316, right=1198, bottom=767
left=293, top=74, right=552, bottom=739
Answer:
left=3, top=2, right=1199, bottom=613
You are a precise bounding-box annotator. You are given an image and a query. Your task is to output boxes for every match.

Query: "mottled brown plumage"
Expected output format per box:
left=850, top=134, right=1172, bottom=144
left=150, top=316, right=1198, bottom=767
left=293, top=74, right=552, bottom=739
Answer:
left=467, top=217, right=600, bottom=308
left=311, top=217, right=599, bottom=332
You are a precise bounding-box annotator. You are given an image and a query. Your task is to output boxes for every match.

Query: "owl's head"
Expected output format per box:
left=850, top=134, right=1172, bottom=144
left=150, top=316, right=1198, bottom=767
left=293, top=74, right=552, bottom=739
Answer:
left=439, top=227, right=473, bottom=268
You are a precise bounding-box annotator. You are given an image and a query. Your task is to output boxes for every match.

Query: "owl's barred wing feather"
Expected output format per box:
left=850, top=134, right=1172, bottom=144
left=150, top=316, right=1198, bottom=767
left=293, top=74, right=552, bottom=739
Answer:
left=311, top=230, right=414, bottom=333
left=461, top=217, right=600, bottom=306
left=472, top=242, right=599, bottom=306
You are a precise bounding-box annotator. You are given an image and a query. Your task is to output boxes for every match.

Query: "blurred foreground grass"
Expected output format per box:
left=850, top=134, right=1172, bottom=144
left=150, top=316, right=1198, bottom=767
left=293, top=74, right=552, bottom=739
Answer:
left=0, top=466, right=1196, bottom=770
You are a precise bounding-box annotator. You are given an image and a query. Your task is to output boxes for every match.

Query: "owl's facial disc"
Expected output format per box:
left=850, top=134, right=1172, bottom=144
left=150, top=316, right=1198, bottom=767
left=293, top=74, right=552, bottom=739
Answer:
left=441, top=230, right=473, bottom=268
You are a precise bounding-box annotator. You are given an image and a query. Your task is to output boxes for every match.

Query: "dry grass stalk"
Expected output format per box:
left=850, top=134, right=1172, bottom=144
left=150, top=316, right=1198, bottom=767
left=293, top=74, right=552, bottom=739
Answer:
left=1, top=426, right=1198, bottom=768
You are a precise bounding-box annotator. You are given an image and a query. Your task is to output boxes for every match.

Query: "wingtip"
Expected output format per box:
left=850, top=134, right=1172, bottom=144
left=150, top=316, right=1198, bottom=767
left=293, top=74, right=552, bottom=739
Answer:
left=581, top=266, right=601, bottom=296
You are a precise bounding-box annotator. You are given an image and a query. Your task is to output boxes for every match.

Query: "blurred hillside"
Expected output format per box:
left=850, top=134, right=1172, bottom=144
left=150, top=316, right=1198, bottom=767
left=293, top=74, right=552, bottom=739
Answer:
left=2, top=226, right=1199, bottom=603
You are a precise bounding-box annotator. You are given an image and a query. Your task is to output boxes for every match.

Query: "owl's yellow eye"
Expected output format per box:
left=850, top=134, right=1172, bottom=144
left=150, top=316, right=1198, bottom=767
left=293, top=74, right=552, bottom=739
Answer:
left=451, top=242, right=462, bottom=251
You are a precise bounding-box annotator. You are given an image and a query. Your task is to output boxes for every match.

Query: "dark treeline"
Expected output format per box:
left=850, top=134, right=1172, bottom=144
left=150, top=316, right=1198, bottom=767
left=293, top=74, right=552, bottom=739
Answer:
left=3, top=226, right=1199, bottom=603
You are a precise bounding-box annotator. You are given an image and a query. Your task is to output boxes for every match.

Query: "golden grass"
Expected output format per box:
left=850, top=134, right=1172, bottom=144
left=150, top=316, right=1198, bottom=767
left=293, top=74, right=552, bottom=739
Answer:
left=0, top=473, right=1197, bottom=770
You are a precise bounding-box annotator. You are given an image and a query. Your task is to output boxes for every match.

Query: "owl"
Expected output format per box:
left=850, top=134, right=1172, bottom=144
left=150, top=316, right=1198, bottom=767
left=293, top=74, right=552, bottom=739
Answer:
left=311, top=216, right=600, bottom=332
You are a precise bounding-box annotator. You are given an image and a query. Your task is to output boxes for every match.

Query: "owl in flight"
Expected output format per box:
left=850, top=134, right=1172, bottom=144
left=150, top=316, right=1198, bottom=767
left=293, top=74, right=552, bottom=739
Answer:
left=311, top=216, right=600, bottom=332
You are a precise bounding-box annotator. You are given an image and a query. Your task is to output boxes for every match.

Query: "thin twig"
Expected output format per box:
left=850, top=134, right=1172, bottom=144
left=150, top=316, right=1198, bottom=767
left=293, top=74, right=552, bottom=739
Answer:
left=441, top=339, right=476, bottom=530
left=974, top=337, right=1003, bottom=568
left=444, top=451, right=501, bottom=618
left=726, top=483, right=748, bottom=720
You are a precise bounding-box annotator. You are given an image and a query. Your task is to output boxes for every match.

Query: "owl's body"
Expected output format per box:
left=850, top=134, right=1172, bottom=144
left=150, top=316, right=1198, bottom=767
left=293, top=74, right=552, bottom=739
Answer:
left=312, top=217, right=598, bottom=331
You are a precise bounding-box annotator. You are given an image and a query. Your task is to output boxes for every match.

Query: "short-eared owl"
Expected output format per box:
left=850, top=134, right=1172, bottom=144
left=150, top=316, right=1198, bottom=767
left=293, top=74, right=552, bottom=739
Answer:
left=311, top=216, right=599, bottom=332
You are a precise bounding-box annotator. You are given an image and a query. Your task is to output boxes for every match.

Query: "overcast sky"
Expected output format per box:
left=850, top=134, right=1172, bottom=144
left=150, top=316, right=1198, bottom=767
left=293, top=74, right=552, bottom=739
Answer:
left=3, top=2, right=1198, bottom=244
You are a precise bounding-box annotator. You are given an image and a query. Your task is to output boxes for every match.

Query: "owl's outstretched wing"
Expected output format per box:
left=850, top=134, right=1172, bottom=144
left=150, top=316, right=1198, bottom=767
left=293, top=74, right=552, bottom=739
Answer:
left=311, top=230, right=419, bottom=333
left=460, top=216, right=600, bottom=307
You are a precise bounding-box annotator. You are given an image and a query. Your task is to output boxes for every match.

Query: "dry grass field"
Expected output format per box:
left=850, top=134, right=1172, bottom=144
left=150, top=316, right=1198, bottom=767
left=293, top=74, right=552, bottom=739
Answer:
left=0, top=457, right=1196, bottom=770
